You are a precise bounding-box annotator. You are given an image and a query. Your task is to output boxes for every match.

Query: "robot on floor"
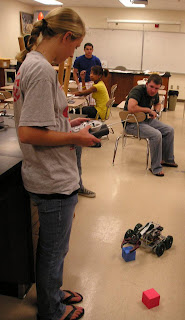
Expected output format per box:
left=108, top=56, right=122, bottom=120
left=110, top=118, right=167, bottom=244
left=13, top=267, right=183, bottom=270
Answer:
left=121, top=222, right=173, bottom=257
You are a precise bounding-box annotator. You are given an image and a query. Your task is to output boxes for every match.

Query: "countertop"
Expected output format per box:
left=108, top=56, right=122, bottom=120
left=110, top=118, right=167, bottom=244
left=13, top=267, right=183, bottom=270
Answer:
left=108, top=69, right=171, bottom=77
left=0, top=119, right=22, bottom=175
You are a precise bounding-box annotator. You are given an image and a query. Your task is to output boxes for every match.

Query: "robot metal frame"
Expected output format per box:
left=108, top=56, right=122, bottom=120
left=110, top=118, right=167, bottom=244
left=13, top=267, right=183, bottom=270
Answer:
left=121, top=222, right=173, bottom=257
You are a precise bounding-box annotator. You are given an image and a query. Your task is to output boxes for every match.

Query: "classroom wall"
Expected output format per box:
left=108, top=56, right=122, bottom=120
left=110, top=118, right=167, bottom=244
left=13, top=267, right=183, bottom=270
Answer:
left=71, top=7, right=185, bottom=33
left=0, top=0, right=33, bottom=60
left=0, top=0, right=56, bottom=62
left=0, top=1, right=185, bottom=99
left=71, top=7, right=185, bottom=99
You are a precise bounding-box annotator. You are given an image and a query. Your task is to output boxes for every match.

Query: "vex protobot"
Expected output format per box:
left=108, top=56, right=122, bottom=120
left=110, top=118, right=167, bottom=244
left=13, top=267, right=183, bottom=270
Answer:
left=121, top=222, right=173, bottom=257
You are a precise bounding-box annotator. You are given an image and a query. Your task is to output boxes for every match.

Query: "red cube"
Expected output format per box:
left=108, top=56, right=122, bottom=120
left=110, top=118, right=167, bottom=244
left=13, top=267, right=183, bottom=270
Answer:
left=142, top=288, right=160, bottom=309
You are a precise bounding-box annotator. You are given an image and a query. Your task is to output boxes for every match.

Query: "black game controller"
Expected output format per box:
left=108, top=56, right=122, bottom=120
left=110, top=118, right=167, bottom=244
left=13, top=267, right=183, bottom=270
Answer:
left=89, top=124, right=109, bottom=138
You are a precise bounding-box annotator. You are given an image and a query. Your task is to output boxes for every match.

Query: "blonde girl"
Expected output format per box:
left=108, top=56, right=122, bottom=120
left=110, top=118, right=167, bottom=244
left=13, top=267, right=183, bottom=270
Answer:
left=14, top=7, right=99, bottom=320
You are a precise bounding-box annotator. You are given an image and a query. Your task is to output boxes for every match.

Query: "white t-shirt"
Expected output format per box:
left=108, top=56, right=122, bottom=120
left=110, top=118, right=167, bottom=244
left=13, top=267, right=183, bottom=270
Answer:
left=13, top=51, right=79, bottom=195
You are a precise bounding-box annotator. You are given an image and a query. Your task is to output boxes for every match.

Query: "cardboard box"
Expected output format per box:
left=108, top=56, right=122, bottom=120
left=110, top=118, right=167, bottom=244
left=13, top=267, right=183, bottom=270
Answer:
left=0, top=59, right=10, bottom=68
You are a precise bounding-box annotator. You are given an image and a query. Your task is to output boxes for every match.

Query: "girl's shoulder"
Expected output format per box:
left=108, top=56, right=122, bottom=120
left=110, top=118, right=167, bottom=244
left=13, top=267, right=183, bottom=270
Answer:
left=23, top=52, right=56, bottom=82
left=94, top=80, right=104, bottom=85
left=93, top=80, right=105, bottom=88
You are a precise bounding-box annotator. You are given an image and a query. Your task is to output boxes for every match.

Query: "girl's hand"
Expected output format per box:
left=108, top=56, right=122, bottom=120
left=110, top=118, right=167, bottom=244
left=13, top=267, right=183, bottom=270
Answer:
left=70, top=118, right=91, bottom=127
left=75, top=126, right=100, bottom=147
left=73, top=91, right=81, bottom=96
left=80, top=70, right=86, bottom=80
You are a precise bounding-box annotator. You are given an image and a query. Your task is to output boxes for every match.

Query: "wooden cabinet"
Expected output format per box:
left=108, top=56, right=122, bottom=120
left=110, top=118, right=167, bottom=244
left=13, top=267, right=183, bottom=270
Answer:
left=0, top=162, right=35, bottom=298
left=0, top=67, right=16, bottom=87
left=0, top=128, right=37, bottom=298
left=0, top=68, right=5, bottom=87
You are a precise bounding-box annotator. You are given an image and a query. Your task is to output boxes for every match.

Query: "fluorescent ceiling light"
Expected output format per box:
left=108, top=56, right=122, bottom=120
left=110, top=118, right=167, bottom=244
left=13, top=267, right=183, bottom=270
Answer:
left=119, top=0, right=145, bottom=8
left=34, top=0, right=63, bottom=5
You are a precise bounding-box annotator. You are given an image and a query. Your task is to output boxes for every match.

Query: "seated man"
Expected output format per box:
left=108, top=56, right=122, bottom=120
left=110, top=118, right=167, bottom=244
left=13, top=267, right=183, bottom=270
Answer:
left=124, top=74, right=178, bottom=176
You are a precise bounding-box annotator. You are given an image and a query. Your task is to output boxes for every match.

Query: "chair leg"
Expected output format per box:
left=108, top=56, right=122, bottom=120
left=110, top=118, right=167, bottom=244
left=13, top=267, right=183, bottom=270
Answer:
left=112, top=135, right=122, bottom=165
left=122, top=134, right=127, bottom=148
left=146, top=138, right=150, bottom=170
left=109, top=126, right=114, bottom=134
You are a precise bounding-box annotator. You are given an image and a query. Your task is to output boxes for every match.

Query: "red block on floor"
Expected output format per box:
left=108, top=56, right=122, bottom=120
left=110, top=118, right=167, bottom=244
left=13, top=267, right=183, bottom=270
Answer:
left=142, top=288, right=160, bottom=309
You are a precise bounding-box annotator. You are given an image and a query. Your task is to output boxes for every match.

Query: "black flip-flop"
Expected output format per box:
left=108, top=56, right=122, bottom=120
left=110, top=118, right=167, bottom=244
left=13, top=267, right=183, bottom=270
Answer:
left=63, top=305, right=84, bottom=320
left=62, top=290, right=83, bottom=305
left=161, top=162, right=178, bottom=168
left=149, top=168, right=164, bottom=177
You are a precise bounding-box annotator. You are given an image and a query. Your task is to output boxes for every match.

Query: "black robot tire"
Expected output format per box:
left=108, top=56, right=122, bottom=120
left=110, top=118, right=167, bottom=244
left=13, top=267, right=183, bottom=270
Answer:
left=156, top=242, right=165, bottom=257
left=165, top=236, right=173, bottom=250
left=124, top=229, right=135, bottom=240
left=134, top=223, right=143, bottom=232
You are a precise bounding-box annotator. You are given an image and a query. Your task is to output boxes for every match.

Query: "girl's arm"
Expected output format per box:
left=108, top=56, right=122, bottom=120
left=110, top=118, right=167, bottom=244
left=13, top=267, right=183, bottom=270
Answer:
left=18, top=126, right=100, bottom=147
left=70, top=117, right=91, bottom=127
left=74, top=70, right=97, bottom=96
left=80, top=70, right=86, bottom=91
left=74, top=86, right=97, bottom=97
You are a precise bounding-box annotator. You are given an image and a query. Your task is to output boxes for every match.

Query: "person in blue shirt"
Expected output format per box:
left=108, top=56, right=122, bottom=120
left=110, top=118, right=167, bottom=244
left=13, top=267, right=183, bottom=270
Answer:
left=73, top=43, right=101, bottom=106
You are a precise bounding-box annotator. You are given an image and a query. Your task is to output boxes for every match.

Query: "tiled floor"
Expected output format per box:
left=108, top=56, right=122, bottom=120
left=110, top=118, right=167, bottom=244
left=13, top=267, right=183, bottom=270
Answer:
left=0, top=104, right=185, bottom=320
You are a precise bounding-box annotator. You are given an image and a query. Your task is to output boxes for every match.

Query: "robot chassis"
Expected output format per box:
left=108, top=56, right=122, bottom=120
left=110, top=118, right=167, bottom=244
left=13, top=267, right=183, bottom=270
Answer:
left=121, top=222, right=173, bottom=257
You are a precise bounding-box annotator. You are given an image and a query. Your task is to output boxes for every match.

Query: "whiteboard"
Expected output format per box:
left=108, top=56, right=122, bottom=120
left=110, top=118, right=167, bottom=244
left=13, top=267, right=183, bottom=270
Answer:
left=74, top=29, right=185, bottom=74
left=143, top=31, right=185, bottom=74
left=75, top=28, right=143, bottom=70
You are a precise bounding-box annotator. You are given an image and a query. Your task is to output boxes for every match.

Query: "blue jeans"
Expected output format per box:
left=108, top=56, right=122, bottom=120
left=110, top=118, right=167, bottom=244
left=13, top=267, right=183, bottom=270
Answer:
left=75, top=146, right=83, bottom=190
left=29, top=192, right=78, bottom=320
left=126, top=118, right=175, bottom=174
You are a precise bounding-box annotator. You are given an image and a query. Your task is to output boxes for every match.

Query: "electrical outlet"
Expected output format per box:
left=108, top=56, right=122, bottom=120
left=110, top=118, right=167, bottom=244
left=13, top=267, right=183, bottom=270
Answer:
left=171, top=85, right=173, bottom=89
left=177, top=85, right=179, bottom=90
